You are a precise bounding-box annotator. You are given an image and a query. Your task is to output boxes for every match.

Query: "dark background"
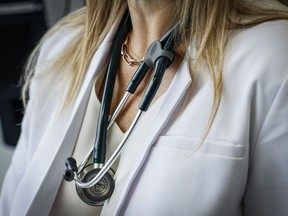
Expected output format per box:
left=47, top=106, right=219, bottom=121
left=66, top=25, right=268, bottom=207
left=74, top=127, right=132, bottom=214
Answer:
left=0, top=0, right=82, bottom=146
left=0, top=0, right=46, bottom=146
left=0, top=0, right=83, bottom=192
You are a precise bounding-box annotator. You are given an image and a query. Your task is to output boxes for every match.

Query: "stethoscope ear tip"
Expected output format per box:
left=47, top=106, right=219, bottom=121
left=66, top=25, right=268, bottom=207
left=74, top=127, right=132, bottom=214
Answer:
left=63, top=169, right=75, bottom=182
left=63, top=157, right=78, bottom=182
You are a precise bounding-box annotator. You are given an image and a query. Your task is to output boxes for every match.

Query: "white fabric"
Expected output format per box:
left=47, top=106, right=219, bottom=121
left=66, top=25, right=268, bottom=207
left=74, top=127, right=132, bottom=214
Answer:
left=1, top=5, right=288, bottom=216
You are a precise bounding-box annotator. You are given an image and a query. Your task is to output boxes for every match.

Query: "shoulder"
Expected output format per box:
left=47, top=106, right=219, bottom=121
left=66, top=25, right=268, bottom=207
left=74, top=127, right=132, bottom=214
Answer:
left=27, top=25, right=83, bottom=111
left=225, top=19, right=288, bottom=84
left=222, top=19, right=288, bottom=142
left=228, top=19, right=288, bottom=62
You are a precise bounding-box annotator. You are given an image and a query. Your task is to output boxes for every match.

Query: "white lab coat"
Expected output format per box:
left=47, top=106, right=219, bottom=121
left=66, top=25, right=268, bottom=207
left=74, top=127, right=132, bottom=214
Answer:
left=1, top=10, right=288, bottom=216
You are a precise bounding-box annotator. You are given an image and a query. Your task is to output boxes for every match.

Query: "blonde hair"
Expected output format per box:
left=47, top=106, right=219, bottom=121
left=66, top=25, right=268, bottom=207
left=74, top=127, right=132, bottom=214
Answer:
left=23, top=0, right=288, bottom=132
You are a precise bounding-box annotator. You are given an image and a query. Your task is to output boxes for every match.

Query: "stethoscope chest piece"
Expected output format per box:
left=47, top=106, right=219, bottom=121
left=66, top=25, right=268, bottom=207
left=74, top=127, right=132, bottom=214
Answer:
left=76, top=165, right=115, bottom=206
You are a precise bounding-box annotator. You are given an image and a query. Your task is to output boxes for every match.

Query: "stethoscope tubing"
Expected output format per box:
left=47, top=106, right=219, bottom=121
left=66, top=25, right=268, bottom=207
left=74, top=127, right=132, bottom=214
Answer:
left=75, top=110, right=143, bottom=188
left=75, top=48, right=175, bottom=187
left=77, top=91, right=131, bottom=174
left=72, top=15, right=178, bottom=189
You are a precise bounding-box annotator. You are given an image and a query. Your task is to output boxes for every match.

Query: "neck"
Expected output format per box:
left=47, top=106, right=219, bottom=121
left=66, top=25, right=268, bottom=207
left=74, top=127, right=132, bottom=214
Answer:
left=127, top=0, right=177, bottom=57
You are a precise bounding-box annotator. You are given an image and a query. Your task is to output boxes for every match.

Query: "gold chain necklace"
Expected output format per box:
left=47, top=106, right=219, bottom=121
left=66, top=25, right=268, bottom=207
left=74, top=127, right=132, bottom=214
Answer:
left=121, top=33, right=144, bottom=66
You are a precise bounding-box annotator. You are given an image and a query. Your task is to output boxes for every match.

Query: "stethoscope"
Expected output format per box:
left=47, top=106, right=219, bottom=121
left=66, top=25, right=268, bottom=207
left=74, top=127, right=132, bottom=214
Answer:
left=63, top=11, right=178, bottom=206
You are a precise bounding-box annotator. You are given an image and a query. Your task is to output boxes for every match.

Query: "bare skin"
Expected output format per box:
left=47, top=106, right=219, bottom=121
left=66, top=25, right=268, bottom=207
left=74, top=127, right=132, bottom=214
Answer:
left=97, top=0, right=183, bottom=133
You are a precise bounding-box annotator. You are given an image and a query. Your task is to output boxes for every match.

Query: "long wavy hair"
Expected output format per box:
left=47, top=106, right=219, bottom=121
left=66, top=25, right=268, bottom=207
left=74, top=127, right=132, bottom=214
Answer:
left=23, top=0, right=288, bottom=134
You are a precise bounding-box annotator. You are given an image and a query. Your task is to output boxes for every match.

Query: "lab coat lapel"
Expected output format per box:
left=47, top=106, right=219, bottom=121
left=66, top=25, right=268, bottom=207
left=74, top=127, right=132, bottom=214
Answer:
left=21, top=13, right=125, bottom=216
left=113, top=59, right=192, bottom=215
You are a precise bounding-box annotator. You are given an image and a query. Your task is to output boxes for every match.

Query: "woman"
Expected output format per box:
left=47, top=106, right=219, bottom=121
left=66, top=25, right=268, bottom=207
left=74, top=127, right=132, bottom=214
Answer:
left=1, top=0, right=288, bottom=215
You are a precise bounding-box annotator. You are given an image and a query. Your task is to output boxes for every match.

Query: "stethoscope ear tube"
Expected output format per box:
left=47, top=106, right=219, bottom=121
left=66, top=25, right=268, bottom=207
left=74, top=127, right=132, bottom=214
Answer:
left=74, top=109, right=143, bottom=189
left=140, top=30, right=177, bottom=111
left=126, top=63, right=150, bottom=93
left=126, top=22, right=179, bottom=94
